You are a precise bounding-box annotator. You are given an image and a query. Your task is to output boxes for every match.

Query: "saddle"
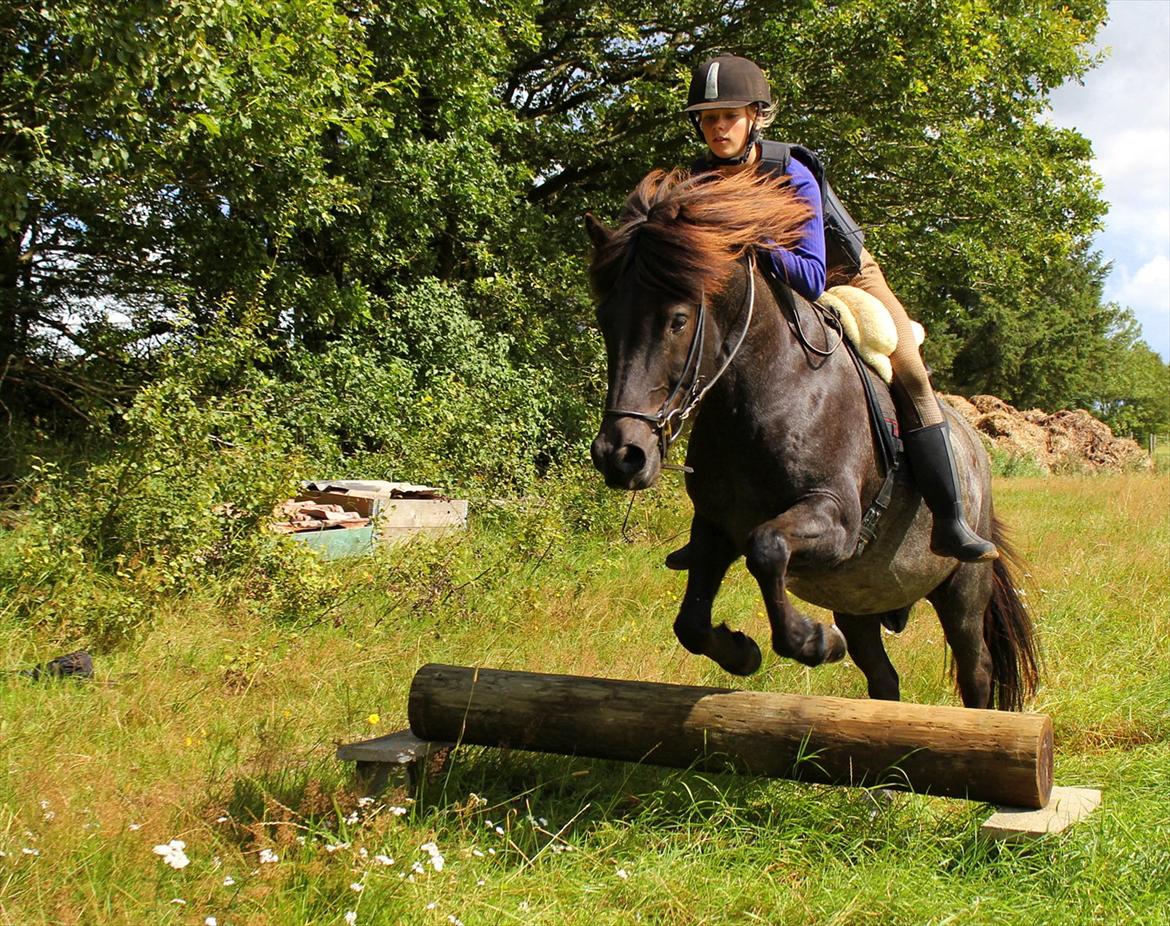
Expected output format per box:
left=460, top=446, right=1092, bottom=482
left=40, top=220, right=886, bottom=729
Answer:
left=816, top=286, right=925, bottom=384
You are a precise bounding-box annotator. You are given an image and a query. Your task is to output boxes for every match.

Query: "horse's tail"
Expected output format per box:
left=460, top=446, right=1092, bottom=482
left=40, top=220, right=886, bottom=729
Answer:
left=982, top=515, right=1041, bottom=711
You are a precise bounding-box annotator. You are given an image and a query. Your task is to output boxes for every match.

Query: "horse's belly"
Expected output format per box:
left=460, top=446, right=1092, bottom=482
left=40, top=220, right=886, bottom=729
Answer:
left=787, top=490, right=956, bottom=614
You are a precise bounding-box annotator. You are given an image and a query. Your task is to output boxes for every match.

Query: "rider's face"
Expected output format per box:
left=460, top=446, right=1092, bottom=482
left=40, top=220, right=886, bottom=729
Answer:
left=699, top=106, right=756, bottom=159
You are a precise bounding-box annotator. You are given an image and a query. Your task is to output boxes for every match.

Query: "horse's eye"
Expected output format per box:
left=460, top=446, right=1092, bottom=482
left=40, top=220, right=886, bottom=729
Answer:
left=669, top=313, right=688, bottom=333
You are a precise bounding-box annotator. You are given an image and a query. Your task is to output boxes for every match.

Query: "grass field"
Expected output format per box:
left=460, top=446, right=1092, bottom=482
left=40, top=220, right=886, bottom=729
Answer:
left=2, top=474, right=1168, bottom=925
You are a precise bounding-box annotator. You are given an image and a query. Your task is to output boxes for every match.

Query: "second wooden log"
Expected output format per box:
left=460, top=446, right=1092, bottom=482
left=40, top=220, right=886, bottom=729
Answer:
left=408, top=664, right=1054, bottom=808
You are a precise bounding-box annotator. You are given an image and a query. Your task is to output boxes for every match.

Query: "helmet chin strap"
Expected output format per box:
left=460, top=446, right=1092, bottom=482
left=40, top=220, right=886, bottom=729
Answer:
left=707, top=126, right=761, bottom=167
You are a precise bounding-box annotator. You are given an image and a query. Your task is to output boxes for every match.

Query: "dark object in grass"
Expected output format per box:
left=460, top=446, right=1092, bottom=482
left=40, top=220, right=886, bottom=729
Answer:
left=24, top=650, right=94, bottom=681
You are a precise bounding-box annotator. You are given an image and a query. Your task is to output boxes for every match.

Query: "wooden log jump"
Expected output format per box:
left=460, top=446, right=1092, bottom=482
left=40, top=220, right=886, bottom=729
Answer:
left=408, top=663, right=1055, bottom=809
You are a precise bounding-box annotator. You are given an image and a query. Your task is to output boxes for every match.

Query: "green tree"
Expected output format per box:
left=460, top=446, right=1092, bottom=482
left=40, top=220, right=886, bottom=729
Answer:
left=1, top=0, right=373, bottom=416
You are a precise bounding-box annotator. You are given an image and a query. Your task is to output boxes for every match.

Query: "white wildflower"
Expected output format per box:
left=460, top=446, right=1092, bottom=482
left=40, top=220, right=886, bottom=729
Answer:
left=223, top=875, right=236, bottom=887
left=344, top=912, right=358, bottom=926
left=389, top=806, right=407, bottom=817
left=216, top=816, right=229, bottom=823
left=518, top=900, right=530, bottom=912
left=471, top=849, right=484, bottom=858
left=373, top=854, right=394, bottom=866
left=494, top=825, right=504, bottom=836
left=616, top=868, right=629, bottom=880
left=345, top=812, right=360, bottom=825
left=411, top=861, right=425, bottom=875
left=22, top=847, right=41, bottom=857
left=152, top=840, right=189, bottom=869
left=325, top=842, right=351, bottom=854
left=205, top=918, right=218, bottom=926
left=426, top=902, right=437, bottom=911
left=258, top=848, right=279, bottom=864
left=538, top=817, right=548, bottom=827
left=420, top=842, right=445, bottom=871
left=349, top=882, right=364, bottom=893
left=448, top=916, right=464, bottom=926
left=357, top=797, right=374, bottom=807
left=358, top=847, right=368, bottom=858
left=128, top=823, right=142, bottom=831
left=170, top=898, right=186, bottom=905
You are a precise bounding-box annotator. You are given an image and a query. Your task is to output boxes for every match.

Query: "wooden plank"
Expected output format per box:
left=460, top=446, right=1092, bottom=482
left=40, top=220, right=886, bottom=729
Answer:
left=337, top=729, right=448, bottom=763
left=980, top=786, right=1102, bottom=842
left=408, top=664, right=1055, bottom=808
left=379, top=499, right=468, bottom=529
left=337, top=729, right=454, bottom=796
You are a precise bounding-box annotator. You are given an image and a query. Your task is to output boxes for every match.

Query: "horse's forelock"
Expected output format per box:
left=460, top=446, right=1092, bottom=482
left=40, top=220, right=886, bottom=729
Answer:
left=590, top=166, right=812, bottom=301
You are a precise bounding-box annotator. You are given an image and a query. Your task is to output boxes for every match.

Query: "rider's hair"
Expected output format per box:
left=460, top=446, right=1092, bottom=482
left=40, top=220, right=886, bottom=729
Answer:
left=752, top=101, right=777, bottom=131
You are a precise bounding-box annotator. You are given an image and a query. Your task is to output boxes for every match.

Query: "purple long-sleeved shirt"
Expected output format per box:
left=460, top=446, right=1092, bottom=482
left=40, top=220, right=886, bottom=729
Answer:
left=759, top=155, right=826, bottom=302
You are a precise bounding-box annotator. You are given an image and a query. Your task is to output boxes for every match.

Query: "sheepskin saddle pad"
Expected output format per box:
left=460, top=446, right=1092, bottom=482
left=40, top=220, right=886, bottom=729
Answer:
left=815, top=285, right=925, bottom=383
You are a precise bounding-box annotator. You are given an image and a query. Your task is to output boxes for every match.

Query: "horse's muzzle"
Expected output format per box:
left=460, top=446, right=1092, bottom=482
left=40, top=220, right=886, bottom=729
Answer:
left=591, top=423, right=662, bottom=490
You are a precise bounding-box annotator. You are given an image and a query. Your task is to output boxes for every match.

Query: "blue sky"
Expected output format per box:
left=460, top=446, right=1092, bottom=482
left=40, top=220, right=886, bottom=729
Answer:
left=1047, top=0, right=1170, bottom=361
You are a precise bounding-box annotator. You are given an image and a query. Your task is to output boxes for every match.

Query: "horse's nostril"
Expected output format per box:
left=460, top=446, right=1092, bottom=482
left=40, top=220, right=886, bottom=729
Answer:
left=614, top=444, right=646, bottom=475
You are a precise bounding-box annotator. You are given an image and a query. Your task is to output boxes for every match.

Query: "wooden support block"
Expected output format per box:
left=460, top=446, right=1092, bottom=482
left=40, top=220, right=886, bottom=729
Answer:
left=337, top=729, right=452, bottom=796
left=980, top=786, right=1102, bottom=842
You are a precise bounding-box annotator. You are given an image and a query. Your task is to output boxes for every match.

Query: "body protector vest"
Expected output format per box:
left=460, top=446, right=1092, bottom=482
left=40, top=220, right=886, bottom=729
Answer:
left=759, top=140, right=865, bottom=277
left=697, top=140, right=866, bottom=277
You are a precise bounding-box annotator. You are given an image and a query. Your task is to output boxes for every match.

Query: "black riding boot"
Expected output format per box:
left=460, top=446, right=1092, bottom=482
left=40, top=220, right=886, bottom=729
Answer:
left=904, top=422, right=998, bottom=562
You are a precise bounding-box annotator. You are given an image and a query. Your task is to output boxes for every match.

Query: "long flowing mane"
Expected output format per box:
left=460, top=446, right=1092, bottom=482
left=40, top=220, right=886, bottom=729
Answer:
left=590, top=167, right=814, bottom=302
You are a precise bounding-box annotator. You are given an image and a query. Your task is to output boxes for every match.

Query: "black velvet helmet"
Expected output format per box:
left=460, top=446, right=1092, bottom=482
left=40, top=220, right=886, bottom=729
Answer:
left=685, top=55, right=771, bottom=112
left=685, top=55, right=771, bottom=164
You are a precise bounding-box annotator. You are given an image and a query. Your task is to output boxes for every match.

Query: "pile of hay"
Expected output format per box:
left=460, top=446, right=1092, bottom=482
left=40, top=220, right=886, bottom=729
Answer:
left=941, top=395, right=1151, bottom=473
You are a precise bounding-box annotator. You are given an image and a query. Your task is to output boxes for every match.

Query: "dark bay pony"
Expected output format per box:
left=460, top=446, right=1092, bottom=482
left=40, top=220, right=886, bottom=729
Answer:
left=586, top=168, right=1038, bottom=710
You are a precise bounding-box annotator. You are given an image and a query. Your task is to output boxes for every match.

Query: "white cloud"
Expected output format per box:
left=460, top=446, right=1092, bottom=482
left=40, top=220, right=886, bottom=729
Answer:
left=1047, top=0, right=1170, bottom=360
left=1109, top=254, right=1169, bottom=306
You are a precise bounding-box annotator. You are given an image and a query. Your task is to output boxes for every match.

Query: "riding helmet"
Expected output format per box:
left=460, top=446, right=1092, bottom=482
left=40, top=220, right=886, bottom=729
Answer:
left=685, top=55, right=771, bottom=112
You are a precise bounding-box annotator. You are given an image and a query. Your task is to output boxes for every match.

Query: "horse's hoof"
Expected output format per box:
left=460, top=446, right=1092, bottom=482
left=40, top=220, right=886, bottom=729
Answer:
left=824, top=624, right=847, bottom=663
left=722, top=642, right=762, bottom=677
left=664, top=544, right=692, bottom=570
left=712, top=625, right=762, bottom=676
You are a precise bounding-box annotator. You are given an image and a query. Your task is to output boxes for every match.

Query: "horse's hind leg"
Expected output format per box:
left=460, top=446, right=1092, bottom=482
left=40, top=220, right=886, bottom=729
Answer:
left=927, top=563, right=995, bottom=708
left=834, top=613, right=900, bottom=700
left=673, top=515, right=762, bottom=676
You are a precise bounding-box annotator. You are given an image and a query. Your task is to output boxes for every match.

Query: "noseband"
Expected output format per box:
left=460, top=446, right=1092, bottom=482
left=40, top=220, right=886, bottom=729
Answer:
left=603, top=254, right=757, bottom=462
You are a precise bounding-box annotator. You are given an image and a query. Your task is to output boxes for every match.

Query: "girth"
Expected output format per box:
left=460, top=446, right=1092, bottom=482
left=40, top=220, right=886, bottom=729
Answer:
left=795, top=294, right=904, bottom=557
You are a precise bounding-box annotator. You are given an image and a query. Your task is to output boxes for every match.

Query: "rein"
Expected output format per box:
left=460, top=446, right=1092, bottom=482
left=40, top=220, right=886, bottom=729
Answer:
left=603, top=253, right=758, bottom=464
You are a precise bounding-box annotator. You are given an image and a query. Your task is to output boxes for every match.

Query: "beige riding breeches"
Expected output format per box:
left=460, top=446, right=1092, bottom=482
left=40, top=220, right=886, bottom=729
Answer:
left=847, top=249, right=943, bottom=428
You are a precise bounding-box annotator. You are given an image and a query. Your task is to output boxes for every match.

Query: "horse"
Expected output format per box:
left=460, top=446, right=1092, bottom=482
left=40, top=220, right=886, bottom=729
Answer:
left=586, top=168, right=1038, bottom=710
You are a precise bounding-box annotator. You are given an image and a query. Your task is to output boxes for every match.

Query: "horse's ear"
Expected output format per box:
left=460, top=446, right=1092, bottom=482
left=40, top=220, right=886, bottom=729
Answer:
left=584, top=212, right=612, bottom=250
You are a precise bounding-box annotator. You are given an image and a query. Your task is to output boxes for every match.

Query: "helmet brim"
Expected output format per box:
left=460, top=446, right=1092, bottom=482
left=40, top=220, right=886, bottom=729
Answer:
left=684, top=99, right=757, bottom=113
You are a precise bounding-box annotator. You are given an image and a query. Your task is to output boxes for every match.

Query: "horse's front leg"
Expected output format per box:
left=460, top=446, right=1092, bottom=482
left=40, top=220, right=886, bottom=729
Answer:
left=745, top=493, right=852, bottom=667
left=672, top=515, right=761, bottom=676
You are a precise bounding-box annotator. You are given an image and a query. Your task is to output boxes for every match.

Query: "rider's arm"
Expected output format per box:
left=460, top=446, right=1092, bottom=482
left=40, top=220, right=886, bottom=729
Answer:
left=759, top=157, right=826, bottom=302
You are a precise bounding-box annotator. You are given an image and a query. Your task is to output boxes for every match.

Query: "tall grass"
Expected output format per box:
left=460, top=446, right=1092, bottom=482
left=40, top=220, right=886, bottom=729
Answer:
left=1, top=474, right=1167, bottom=925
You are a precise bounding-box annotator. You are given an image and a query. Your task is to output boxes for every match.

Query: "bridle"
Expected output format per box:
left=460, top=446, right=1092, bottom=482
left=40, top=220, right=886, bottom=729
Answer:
left=602, top=253, right=757, bottom=463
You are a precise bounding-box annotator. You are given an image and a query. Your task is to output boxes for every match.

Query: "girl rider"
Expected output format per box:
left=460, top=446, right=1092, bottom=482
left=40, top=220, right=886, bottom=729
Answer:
left=682, top=54, right=996, bottom=563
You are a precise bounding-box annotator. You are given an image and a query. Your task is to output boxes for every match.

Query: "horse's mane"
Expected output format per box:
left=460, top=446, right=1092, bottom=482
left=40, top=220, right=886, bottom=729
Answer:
left=590, top=167, right=814, bottom=302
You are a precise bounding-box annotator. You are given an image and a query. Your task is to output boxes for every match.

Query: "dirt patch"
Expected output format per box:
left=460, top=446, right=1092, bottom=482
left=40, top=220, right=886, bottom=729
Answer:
left=941, top=394, right=1151, bottom=473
